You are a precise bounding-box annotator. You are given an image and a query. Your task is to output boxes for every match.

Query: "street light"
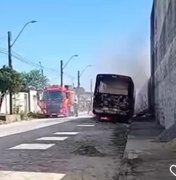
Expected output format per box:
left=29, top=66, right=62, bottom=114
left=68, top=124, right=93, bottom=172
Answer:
left=60, top=54, right=79, bottom=86
left=80, top=65, right=92, bottom=77
left=8, top=20, right=37, bottom=68
left=78, top=65, right=92, bottom=88
left=8, top=20, right=37, bottom=114
left=77, top=65, right=92, bottom=111
left=11, top=20, right=37, bottom=47
left=63, top=54, right=78, bottom=69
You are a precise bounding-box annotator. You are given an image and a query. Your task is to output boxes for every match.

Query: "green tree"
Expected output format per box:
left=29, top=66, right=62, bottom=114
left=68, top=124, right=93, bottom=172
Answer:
left=21, top=69, right=48, bottom=91
left=0, top=66, right=24, bottom=110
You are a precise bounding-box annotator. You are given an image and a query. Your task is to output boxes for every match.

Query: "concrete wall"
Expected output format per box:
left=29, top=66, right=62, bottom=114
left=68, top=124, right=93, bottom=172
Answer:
left=29, top=90, right=40, bottom=113
left=151, top=0, right=176, bottom=128
left=13, top=92, right=28, bottom=113
left=0, top=90, right=40, bottom=115
left=0, top=94, right=9, bottom=114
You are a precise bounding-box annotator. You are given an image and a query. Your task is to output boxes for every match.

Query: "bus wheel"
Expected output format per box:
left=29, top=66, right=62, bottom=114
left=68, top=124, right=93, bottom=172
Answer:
left=95, top=115, right=101, bottom=122
left=123, top=117, right=129, bottom=124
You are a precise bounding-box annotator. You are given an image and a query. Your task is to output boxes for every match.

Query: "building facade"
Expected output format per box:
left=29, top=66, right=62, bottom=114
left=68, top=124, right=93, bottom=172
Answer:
left=151, top=0, right=176, bottom=128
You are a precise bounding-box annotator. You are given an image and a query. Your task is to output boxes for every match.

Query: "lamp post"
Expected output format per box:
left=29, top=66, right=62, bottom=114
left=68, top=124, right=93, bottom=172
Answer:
left=60, top=54, right=78, bottom=86
left=77, top=65, right=92, bottom=109
left=77, top=65, right=92, bottom=88
left=8, top=20, right=37, bottom=114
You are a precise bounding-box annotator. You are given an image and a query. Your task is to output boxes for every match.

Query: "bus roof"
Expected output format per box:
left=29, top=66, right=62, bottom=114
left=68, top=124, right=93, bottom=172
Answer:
left=96, top=74, right=134, bottom=83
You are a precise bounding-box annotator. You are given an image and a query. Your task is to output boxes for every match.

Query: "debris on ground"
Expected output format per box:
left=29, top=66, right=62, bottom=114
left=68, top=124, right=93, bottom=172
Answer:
left=119, top=156, right=143, bottom=180
left=73, top=145, right=105, bottom=156
left=112, top=127, right=129, bottom=154
left=132, top=111, right=154, bottom=122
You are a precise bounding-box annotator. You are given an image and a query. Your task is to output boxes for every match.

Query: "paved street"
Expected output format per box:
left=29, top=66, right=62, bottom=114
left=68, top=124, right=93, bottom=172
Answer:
left=0, top=116, right=128, bottom=180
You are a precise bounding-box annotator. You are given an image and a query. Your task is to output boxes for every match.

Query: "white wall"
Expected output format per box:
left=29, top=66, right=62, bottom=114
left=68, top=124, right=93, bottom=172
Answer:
left=0, top=94, right=9, bottom=114
left=29, top=90, right=41, bottom=113
left=0, top=90, right=41, bottom=114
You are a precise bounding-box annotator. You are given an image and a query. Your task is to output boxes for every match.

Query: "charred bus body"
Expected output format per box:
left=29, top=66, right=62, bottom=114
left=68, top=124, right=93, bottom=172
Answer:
left=93, top=74, right=135, bottom=122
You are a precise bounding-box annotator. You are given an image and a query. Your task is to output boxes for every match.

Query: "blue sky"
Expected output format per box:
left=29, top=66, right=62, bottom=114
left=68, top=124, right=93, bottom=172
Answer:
left=0, top=0, right=153, bottom=91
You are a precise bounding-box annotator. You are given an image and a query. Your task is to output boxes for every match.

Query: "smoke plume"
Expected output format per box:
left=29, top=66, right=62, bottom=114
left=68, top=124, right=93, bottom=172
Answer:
left=94, top=38, right=150, bottom=91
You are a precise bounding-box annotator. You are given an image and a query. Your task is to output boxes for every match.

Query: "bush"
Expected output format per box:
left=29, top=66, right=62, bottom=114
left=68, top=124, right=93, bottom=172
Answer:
left=27, top=112, right=44, bottom=119
left=27, top=112, right=37, bottom=118
left=19, top=111, right=28, bottom=120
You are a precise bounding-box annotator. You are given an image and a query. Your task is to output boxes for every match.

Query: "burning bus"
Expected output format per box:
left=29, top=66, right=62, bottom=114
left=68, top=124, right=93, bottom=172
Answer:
left=93, top=74, right=135, bottom=122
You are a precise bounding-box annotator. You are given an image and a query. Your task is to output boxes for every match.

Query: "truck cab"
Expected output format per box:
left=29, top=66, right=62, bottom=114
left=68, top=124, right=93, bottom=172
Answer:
left=37, top=85, right=75, bottom=117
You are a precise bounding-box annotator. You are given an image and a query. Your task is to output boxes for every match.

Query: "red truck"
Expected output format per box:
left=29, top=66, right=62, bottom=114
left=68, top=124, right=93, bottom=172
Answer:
left=38, top=85, right=75, bottom=117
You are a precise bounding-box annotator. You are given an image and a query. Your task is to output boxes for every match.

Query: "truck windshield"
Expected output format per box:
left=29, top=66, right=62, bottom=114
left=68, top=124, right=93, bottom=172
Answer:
left=43, top=91, right=64, bottom=102
left=96, top=76, right=129, bottom=95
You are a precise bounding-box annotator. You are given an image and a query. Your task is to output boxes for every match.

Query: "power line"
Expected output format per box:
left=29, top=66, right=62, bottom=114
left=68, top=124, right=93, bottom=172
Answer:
left=0, top=48, right=56, bottom=71
left=0, top=50, right=7, bottom=56
left=64, top=72, right=76, bottom=79
left=0, top=48, right=76, bottom=80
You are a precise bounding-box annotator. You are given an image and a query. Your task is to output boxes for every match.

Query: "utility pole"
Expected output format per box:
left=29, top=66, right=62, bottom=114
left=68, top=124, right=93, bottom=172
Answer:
left=77, top=70, right=80, bottom=88
left=60, top=60, right=63, bottom=86
left=90, top=79, right=93, bottom=114
left=90, top=79, right=93, bottom=104
left=39, top=61, right=44, bottom=77
left=8, top=32, right=12, bottom=68
left=39, top=61, right=44, bottom=91
left=8, top=31, right=13, bottom=114
left=60, top=55, right=78, bottom=87
left=7, top=21, right=36, bottom=115
left=77, top=70, right=80, bottom=110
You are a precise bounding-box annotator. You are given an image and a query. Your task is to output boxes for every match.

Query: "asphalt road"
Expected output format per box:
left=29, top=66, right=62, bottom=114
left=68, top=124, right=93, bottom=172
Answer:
left=0, top=116, right=128, bottom=180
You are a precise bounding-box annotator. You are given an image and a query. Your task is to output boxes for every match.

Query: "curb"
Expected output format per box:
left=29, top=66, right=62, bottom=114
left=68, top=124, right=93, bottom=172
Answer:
left=118, top=122, right=140, bottom=180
